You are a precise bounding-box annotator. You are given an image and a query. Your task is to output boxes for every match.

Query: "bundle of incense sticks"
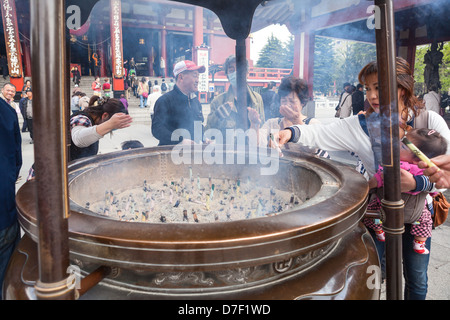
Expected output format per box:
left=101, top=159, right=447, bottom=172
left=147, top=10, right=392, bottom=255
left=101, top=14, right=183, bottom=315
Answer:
left=89, top=175, right=302, bottom=224
left=269, top=133, right=284, bottom=158
left=402, top=137, right=440, bottom=171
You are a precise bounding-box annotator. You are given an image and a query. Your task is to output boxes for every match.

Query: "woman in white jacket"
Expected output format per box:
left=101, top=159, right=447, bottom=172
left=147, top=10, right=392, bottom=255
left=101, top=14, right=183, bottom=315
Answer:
left=274, top=57, right=450, bottom=300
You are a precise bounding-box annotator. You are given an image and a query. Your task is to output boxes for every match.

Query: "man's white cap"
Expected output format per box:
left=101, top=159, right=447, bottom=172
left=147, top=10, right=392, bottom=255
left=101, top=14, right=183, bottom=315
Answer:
left=173, top=60, right=206, bottom=77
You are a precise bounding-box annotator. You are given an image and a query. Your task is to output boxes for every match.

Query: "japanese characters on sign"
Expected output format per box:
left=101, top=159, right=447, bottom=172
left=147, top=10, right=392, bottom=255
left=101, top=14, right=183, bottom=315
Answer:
left=197, top=49, right=209, bottom=93
left=1, top=0, right=23, bottom=78
left=110, top=0, right=124, bottom=78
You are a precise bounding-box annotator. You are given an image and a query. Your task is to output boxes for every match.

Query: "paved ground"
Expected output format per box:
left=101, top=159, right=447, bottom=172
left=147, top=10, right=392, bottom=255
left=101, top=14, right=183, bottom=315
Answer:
left=15, top=101, right=450, bottom=300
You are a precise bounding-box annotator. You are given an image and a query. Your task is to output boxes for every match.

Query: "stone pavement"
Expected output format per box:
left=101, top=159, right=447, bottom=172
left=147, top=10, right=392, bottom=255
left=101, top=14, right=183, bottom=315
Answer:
left=15, top=102, right=450, bottom=300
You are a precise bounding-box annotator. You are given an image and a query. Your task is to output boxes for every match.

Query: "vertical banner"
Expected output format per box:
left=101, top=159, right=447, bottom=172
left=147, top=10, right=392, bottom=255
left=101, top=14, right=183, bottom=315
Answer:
left=1, top=0, right=23, bottom=78
left=197, top=48, right=209, bottom=93
left=110, top=0, right=124, bottom=91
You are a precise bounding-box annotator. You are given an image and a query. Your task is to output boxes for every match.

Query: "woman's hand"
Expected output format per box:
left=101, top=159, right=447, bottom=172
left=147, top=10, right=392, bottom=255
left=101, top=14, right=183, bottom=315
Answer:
left=280, top=104, right=302, bottom=124
left=419, top=155, right=450, bottom=189
left=96, top=113, right=133, bottom=136
left=270, top=129, right=292, bottom=149
left=247, top=107, right=261, bottom=127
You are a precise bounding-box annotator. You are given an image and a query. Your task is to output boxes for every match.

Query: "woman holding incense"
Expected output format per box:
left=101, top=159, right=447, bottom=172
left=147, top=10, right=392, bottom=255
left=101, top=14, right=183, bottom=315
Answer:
left=249, top=76, right=330, bottom=159
left=272, top=57, right=450, bottom=300
left=419, top=155, right=450, bottom=189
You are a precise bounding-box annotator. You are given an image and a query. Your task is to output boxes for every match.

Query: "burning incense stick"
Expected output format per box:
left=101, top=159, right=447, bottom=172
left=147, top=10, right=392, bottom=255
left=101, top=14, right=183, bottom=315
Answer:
left=269, top=133, right=284, bottom=158
left=402, top=137, right=440, bottom=171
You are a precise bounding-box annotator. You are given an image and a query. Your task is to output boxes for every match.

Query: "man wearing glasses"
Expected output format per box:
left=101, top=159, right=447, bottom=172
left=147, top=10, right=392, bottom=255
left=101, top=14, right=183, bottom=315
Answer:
left=151, top=60, right=206, bottom=146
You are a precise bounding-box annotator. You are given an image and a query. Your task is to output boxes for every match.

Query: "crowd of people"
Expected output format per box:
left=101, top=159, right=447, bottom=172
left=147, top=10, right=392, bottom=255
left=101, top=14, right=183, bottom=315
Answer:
left=335, top=78, right=449, bottom=119
left=1, top=53, right=450, bottom=300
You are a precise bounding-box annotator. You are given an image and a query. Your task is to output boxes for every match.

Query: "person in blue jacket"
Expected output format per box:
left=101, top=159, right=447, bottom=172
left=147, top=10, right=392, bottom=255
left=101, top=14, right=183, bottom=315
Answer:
left=0, top=97, right=22, bottom=299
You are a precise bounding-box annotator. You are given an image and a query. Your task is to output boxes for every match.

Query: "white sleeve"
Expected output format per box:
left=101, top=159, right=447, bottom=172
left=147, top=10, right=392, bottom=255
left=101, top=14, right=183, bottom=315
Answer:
left=292, top=116, right=377, bottom=176
left=71, top=125, right=104, bottom=148
left=427, top=111, right=450, bottom=154
left=295, top=116, right=363, bottom=152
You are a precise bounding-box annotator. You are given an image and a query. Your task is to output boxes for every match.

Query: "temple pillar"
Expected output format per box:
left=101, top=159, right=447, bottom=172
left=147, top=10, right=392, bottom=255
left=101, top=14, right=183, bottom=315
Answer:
left=193, top=7, right=204, bottom=65
left=110, top=0, right=124, bottom=95
left=161, top=25, right=167, bottom=77
left=157, top=8, right=169, bottom=78
left=288, top=5, right=315, bottom=116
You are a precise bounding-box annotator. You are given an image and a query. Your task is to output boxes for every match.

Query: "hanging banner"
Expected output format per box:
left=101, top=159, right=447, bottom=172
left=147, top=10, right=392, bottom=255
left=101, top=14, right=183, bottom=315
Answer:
left=197, top=48, right=209, bottom=93
left=110, top=0, right=124, bottom=79
left=1, top=0, right=23, bottom=78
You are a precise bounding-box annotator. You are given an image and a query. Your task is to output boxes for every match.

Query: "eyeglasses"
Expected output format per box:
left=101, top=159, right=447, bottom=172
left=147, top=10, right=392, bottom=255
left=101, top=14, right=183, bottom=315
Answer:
left=183, top=71, right=199, bottom=79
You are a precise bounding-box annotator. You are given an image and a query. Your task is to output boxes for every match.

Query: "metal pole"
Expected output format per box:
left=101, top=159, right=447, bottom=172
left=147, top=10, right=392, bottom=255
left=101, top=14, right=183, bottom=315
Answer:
left=374, top=0, right=404, bottom=300
left=236, top=38, right=248, bottom=131
left=30, top=0, right=75, bottom=300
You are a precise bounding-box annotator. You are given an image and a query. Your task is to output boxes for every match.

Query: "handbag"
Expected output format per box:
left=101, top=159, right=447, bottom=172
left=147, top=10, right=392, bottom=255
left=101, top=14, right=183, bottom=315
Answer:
left=432, top=192, right=449, bottom=227
left=334, top=93, right=349, bottom=118
left=334, top=108, right=341, bottom=118
left=140, top=83, right=149, bottom=98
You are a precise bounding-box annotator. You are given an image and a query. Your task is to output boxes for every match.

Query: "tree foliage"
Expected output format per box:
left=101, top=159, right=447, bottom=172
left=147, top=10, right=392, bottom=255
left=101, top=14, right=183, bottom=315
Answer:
left=256, top=34, right=293, bottom=69
left=313, top=36, right=336, bottom=95
left=256, top=31, right=449, bottom=96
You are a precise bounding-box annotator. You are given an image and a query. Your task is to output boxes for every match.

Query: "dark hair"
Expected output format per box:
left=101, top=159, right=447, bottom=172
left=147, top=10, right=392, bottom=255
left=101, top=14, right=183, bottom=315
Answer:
left=224, top=55, right=248, bottom=75
left=85, top=96, right=127, bottom=120
left=406, top=128, right=447, bottom=159
left=278, top=76, right=310, bottom=106
left=359, top=57, right=423, bottom=118
left=121, top=140, right=144, bottom=150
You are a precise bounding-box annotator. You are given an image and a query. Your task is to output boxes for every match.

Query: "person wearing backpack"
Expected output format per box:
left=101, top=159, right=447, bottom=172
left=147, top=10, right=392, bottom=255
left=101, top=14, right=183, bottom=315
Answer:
left=273, top=57, right=450, bottom=300
left=161, top=78, right=168, bottom=93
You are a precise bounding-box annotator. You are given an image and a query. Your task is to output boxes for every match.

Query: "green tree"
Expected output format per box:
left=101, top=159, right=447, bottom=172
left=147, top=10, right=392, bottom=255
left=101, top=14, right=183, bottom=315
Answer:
left=414, top=45, right=427, bottom=95
left=313, top=36, right=336, bottom=95
left=334, top=40, right=376, bottom=86
left=281, top=35, right=295, bottom=69
left=256, top=34, right=285, bottom=68
left=346, top=42, right=377, bottom=82
left=256, top=33, right=294, bottom=69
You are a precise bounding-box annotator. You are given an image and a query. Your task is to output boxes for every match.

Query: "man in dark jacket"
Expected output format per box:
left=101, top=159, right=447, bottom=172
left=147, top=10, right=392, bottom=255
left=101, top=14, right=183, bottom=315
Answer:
left=0, top=98, right=22, bottom=299
left=151, top=60, right=205, bottom=146
left=352, top=84, right=365, bottom=115
left=0, top=55, right=8, bottom=79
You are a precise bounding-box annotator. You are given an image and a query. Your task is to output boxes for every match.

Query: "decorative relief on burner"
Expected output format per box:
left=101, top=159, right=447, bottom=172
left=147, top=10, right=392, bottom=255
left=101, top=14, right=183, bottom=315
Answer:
left=153, top=272, right=215, bottom=287
left=147, top=242, right=337, bottom=288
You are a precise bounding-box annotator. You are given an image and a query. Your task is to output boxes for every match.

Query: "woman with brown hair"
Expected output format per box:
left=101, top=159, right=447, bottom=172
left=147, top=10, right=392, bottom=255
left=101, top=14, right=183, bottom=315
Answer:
left=273, top=57, right=450, bottom=299
left=70, top=96, right=132, bottom=161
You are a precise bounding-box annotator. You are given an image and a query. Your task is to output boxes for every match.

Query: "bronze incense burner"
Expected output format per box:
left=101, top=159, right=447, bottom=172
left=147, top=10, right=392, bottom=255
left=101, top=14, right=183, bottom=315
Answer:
left=5, top=146, right=379, bottom=299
